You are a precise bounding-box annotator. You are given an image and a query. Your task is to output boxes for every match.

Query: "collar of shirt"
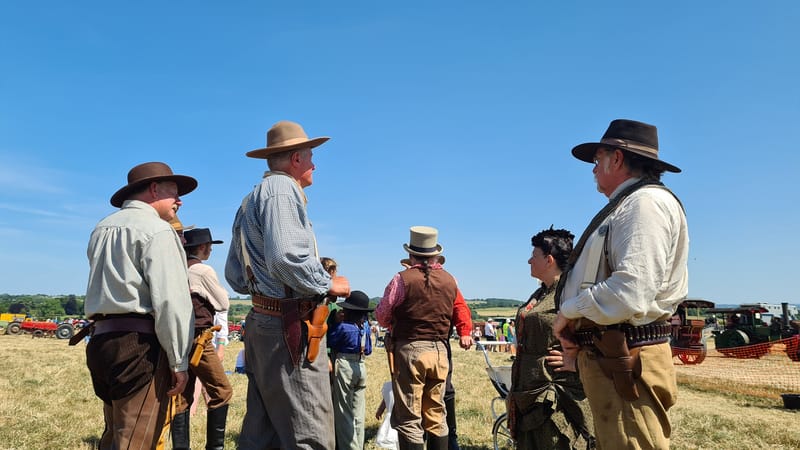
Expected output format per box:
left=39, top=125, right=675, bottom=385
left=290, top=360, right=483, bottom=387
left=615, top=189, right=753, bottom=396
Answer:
left=608, top=177, right=641, bottom=200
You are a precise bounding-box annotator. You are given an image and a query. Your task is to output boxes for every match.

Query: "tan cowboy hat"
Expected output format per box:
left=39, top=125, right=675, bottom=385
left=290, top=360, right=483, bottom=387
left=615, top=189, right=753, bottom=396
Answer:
left=110, top=162, right=197, bottom=208
left=403, top=226, right=443, bottom=257
left=246, top=120, right=330, bottom=159
left=169, top=216, right=195, bottom=232
left=571, top=119, right=681, bottom=173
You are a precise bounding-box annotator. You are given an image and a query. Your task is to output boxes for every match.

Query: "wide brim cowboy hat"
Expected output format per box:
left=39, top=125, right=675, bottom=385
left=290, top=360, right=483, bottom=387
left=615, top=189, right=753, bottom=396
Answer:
left=183, top=228, right=223, bottom=247
left=169, top=216, right=195, bottom=232
left=403, top=225, right=444, bottom=257
left=571, top=119, right=681, bottom=173
left=110, top=162, right=198, bottom=208
left=338, top=290, right=374, bottom=312
left=246, top=120, right=330, bottom=159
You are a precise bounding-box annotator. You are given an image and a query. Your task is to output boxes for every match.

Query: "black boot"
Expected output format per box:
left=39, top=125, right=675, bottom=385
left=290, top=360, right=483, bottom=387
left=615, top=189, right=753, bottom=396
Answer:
left=206, top=404, right=228, bottom=450
left=427, top=435, right=449, bottom=450
left=445, top=395, right=460, bottom=450
left=171, top=410, right=191, bottom=450
left=399, top=436, right=425, bottom=450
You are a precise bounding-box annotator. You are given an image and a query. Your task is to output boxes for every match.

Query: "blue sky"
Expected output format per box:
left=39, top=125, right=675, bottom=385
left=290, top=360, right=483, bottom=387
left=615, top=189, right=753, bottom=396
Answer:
left=2, top=2, right=798, bottom=304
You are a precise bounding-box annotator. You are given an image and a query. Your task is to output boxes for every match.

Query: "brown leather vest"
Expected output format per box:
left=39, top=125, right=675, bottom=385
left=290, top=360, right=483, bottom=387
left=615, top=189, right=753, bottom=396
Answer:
left=391, top=267, right=457, bottom=341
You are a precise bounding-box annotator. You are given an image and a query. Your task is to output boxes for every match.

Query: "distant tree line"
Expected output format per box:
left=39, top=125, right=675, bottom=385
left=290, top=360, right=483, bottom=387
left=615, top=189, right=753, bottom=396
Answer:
left=0, top=294, right=84, bottom=319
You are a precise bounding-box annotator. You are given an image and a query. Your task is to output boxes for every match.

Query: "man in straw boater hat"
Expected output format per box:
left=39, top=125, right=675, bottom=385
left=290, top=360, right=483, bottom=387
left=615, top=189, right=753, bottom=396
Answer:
left=226, top=120, right=351, bottom=449
left=82, top=162, right=197, bottom=449
left=376, top=226, right=471, bottom=450
left=552, top=119, right=689, bottom=449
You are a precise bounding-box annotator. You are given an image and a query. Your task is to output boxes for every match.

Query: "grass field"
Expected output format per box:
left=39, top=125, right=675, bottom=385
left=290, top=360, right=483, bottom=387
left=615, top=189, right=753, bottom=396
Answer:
left=1, top=335, right=799, bottom=449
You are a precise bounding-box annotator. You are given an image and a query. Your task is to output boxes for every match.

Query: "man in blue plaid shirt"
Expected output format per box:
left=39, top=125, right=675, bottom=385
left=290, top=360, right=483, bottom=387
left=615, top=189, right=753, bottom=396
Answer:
left=226, top=120, right=350, bottom=449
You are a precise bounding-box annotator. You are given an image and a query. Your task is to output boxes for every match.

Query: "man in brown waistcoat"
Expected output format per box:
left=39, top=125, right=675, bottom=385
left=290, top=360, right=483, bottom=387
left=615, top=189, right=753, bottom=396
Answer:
left=376, top=226, right=465, bottom=450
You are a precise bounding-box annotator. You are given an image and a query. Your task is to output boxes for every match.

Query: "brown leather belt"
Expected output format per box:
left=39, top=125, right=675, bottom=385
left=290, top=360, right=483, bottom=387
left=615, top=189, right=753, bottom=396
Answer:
left=252, top=293, right=318, bottom=318
left=576, top=320, right=671, bottom=349
left=93, top=316, right=155, bottom=336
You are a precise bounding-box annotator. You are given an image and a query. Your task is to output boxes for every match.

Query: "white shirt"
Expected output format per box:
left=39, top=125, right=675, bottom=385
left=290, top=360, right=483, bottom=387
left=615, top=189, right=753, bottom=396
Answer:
left=560, top=178, right=689, bottom=326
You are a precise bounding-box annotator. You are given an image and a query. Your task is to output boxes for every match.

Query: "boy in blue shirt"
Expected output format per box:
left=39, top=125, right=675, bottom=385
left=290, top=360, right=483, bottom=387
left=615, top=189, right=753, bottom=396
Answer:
left=327, top=290, right=374, bottom=450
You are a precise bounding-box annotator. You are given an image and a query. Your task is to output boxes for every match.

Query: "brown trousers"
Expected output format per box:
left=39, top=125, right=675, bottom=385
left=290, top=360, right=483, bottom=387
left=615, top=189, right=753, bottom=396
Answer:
left=87, top=332, right=171, bottom=450
left=578, top=341, right=677, bottom=450
left=174, top=338, right=233, bottom=412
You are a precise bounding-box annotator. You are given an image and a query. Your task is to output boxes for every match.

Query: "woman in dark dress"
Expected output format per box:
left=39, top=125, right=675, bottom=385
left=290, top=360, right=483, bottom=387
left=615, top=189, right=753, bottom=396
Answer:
left=509, top=227, right=595, bottom=449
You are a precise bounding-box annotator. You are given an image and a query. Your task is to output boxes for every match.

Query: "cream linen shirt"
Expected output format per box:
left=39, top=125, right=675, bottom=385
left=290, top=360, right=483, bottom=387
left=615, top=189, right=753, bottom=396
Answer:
left=560, top=178, right=689, bottom=326
left=188, top=262, right=230, bottom=312
left=85, top=200, right=194, bottom=371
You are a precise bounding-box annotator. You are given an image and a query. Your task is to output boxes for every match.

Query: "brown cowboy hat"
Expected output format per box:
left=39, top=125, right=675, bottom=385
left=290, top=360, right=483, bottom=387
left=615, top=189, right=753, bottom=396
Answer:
left=246, top=120, right=330, bottom=159
left=110, top=162, right=197, bottom=207
left=571, top=119, right=681, bottom=173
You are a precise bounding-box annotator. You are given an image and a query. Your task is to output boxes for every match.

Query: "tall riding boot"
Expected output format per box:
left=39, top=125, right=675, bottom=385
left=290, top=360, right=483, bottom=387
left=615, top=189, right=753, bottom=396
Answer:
left=445, top=395, right=460, bottom=450
left=427, top=435, right=449, bottom=450
left=398, top=436, right=425, bottom=450
left=206, top=404, right=229, bottom=450
left=171, top=410, right=191, bottom=450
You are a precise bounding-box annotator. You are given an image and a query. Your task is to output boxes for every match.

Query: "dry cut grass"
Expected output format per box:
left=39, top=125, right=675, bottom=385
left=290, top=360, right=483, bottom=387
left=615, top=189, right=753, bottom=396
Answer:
left=1, top=335, right=799, bottom=449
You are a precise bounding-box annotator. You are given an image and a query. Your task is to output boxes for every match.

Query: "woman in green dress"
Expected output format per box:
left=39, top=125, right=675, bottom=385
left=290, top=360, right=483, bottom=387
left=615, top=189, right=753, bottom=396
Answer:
left=509, top=227, right=595, bottom=449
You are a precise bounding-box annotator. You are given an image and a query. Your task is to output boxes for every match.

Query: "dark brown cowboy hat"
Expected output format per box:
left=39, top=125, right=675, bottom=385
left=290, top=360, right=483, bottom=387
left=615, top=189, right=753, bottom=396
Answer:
left=183, top=228, right=223, bottom=247
left=110, top=162, right=197, bottom=207
left=246, top=121, right=329, bottom=159
left=571, top=119, right=681, bottom=173
left=339, top=290, right=374, bottom=312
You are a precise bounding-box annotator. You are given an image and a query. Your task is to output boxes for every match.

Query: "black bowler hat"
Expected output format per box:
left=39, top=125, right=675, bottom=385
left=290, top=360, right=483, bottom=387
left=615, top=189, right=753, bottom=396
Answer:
left=571, top=119, right=681, bottom=173
left=339, top=291, right=374, bottom=312
left=183, top=228, right=223, bottom=247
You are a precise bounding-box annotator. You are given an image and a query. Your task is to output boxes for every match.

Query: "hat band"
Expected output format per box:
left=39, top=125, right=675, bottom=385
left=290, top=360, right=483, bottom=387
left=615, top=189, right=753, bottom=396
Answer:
left=600, top=137, right=658, bottom=157
left=269, top=136, right=311, bottom=148
left=409, top=244, right=439, bottom=253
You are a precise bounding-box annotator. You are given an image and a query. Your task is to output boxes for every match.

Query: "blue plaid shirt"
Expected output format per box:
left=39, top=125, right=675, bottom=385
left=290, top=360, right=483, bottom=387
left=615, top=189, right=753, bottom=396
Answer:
left=225, top=172, right=332, bottom=298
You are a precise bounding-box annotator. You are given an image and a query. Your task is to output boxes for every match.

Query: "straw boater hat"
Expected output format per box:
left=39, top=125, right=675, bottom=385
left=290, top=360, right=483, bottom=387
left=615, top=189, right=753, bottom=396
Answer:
left=110, top=162, right=197, bottom=207
left=246, top=121, right=330, bottom=159
left=182, top=228, right=223, bottom=248
left=403, top=226, right=443, bottom=257
left=338, top=290, right=374, bottom=312
left=571, top=119, right=681, bottom=173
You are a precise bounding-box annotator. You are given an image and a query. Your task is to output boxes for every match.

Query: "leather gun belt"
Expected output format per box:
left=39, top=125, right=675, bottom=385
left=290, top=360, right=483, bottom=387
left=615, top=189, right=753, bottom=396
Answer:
left=576, top=320, right=671, bottom=349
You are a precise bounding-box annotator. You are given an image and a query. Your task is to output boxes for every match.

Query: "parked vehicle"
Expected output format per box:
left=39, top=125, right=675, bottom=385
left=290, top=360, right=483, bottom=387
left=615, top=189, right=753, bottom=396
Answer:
left=228, top=322, right=243, bottom=341
left=670, top=299, right=715, bottom=364
left=707, top=302, right=800, bottom=360
left=4, top=318, right=74, bottom=339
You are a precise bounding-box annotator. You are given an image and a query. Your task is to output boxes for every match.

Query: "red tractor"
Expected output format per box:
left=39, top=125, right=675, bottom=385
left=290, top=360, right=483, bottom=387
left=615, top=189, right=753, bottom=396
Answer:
left=5, top=318, right=74, bottom=339
left=670, top=299, right=715, bottom=364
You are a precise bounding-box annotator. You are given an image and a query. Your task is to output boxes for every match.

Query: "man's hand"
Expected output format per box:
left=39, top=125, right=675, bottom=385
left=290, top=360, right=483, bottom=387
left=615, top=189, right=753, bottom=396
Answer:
left=329, top=276, right=351, bottom=298
left=545, top=348, right=577, bottom=372
left=552, top=311, right=580, bottom=368
left=459, top=335, right=473, bottom=350
left=167, top=370, right=188, bottom=396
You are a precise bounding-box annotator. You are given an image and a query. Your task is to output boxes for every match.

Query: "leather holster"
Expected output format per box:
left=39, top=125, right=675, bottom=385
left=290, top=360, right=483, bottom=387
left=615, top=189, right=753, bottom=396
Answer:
left=592, top=329, right=642, bottom=401
left=280, top=299, right=304, bottom=367
left=304, top=304, right=329, bottom=364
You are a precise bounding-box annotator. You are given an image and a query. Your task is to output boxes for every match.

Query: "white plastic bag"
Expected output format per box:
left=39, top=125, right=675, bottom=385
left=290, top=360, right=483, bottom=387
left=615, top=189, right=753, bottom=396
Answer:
left=375, top=382, right=399, bottom=450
